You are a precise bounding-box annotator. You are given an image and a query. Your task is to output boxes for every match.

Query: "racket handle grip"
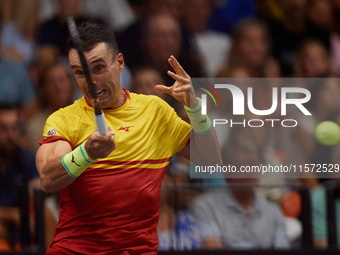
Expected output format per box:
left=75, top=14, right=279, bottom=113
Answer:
left=95, top=111, right=108, bottom=135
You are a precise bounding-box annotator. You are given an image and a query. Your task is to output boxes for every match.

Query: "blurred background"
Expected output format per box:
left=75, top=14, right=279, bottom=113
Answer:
left=1, top=0, right=340, bottom=254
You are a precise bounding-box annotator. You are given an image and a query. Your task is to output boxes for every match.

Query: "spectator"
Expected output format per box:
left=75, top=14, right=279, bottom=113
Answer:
left=0, top=0, right=38, bottom=65
left=268, top=0, right=330, bottom=76
left=36, top=0, right=103, bottom=57
left=28, top=45, right=61, bottom=91
left=158, top=173, right=204, bottom=251
left=130, top=67, right=170, bottom=102
left=116, top=0, right=200, bottom=83
left=217, top=19, right=280, bottom=78
left=190, top=139, right=290, bottom=249
left=0, top=16, right=37, bottom=120
left=0, top=104, right=40, bottom=251
left=126, top=14, right=205, bottom=86
left=38, top=0, right=136, bottom=32
left=295, top=39, right=332, bottom=78
left=26, top=63, right=75, bottom=153
left=307, top=0, right=340, bottom=76
left=182, top=0, right=232, bottom=77
left=308, top=0, right=334, bottom=33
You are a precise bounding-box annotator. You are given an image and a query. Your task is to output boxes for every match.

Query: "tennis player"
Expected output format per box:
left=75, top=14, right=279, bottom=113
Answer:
left=36, top=22, right=221, bottom=255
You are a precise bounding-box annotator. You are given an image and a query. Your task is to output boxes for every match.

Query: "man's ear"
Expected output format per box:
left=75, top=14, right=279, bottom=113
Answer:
left=117, top=53, right=125, bottom=72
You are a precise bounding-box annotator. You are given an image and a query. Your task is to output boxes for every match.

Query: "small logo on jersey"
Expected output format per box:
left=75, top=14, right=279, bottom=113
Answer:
left=118, top=126, right=134, bottom=132
left=71, top=154, right=80, bottom=166
left=47, top=128, right=57, bottom=136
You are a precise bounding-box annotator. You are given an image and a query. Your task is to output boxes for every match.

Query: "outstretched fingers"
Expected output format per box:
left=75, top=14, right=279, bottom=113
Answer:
left=168, top=55, right=188, bottom=77
left=173, top=84, right=191, bottom=93
left=155, top=84, right=172, bottom=94
left=167, top=70, right=190, bottom=84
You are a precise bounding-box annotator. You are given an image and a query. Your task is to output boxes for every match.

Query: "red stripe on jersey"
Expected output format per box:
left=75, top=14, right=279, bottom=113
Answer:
left=94, top=157, right=172, bottom=166
left=85, top=165, right=169, bottom=173
left=39, top=136, right=73, bottom=149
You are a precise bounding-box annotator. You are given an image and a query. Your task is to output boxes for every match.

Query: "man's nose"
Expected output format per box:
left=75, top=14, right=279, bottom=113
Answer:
left=91, top=80, right=99, bottom=87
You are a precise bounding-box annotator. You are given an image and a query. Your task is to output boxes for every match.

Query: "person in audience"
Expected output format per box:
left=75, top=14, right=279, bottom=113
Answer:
left=125, top=14, right=205, bottom=86
left=0, top=0, right=38, bottom=65
left=158, top=173, right=204, bottom=251
left=268, top=0, right=330, bottom=76
left=38, top=0, right=135, bottom=32
left=182, top=0, right=231, bottom=77
left=0, top=15, right=37, bottom=120
left=0, top=104, right=40, bottom=251
left=26, top=63, right=75, bottom=153
left=190, top=139, right=290, bottom=249
left=130, top=67, right=170, bottom=102
left=217, top=18, right=280, bottom=78
left=36, top=0, right=103, bottom=57
left=295, top=39, right=333, bottom=78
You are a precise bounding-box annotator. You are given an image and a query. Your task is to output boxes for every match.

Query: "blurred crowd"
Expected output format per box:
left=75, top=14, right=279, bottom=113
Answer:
left=1, top=0, right=340, bottom=252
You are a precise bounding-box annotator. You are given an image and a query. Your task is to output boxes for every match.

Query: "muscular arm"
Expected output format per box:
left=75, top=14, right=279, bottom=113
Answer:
left=36, top=128, right=116, bottom=193
left=36, top=140, right=74, bottom=193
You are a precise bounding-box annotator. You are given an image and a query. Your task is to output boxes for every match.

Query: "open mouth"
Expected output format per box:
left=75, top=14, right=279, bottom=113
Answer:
left=96, top=89, right=106, bottom=97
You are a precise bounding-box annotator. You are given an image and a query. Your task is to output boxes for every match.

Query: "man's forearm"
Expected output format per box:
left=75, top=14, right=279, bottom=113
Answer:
left=191, top=128, right=222, bottom=166
left=184, top=98, right=222, bottom=166
left=40, top=156, right=76, bottom=193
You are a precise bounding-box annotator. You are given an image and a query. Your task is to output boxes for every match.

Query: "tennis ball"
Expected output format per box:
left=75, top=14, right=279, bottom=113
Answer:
left=315, top=121, right=340, bottom=146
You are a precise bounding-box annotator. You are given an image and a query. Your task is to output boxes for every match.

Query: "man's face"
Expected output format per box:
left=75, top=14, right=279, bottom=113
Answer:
left=0, top=109, right=19, bottom=153
left=69, top=43, right=124, bottom=109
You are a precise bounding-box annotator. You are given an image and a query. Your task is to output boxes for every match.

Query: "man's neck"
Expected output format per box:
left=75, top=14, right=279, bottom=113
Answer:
left=118, top=89, right=127, bottom=107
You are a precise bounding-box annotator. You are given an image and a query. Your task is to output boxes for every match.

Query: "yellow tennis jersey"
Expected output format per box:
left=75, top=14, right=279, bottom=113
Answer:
left=40, top=91, right=191, bottom=254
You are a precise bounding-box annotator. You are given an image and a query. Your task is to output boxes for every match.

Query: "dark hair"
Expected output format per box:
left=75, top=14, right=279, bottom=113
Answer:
left=67, top=21, right=119, bottom=57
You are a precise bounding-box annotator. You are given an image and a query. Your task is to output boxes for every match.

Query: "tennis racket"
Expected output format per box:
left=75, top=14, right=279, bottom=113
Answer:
left=67, top=16, right=107, bottom=135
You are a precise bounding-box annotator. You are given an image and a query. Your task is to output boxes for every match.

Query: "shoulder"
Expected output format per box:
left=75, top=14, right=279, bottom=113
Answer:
left=130, top=92, right=166, bottom=105
left=129, top=92, right=173, bottom=113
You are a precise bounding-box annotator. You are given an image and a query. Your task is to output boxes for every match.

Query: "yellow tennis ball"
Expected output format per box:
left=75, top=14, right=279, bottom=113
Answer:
left=315, top=121, right=340, bottom=146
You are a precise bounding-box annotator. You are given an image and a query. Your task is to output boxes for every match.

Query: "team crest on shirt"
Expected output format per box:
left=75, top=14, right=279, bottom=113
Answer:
left=47, top=128, right=57, bottom=136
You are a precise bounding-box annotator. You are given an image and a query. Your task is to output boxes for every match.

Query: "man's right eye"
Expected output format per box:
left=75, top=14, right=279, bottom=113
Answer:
left=75, top=70, right=84, bottom=76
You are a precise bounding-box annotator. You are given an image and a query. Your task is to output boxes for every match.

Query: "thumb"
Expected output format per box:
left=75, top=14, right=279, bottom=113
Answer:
left=107, top=126, right=115, bottom=135
left=155, top=85, right=172, bottom=94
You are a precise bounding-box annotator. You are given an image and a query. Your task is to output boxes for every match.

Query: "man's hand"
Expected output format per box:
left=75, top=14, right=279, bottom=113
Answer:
left=85, top=127, right=116, bottom=160
left=155, top=55, right=199, bottom=108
